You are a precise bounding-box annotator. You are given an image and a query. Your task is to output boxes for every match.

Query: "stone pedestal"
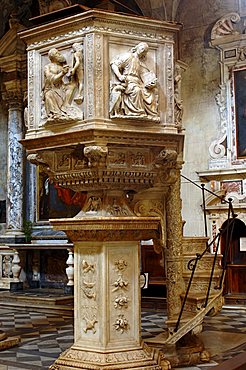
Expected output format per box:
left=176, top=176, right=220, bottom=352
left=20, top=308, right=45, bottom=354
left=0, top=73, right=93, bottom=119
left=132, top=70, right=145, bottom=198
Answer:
left=0, top=335, right=20, bottom=351
left=49, top=217, right=167, bottom=370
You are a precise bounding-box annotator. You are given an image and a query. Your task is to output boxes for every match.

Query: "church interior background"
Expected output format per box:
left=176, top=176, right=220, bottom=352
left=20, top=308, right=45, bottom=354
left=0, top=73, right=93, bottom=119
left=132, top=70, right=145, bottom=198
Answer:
left=0, top=0, right=246, bottom=369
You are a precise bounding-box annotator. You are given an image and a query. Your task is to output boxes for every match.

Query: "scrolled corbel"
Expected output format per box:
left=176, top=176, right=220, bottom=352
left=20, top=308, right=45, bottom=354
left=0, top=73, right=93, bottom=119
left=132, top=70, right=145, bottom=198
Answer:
left=153, top=149, right=178, bottom=169
left=83, top=145, right=108, bottom=167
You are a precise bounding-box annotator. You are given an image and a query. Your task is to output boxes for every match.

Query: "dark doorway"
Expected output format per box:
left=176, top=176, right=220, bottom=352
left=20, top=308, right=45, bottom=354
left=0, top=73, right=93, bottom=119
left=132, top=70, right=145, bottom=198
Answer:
left=221, top=218, right=246, bottom=304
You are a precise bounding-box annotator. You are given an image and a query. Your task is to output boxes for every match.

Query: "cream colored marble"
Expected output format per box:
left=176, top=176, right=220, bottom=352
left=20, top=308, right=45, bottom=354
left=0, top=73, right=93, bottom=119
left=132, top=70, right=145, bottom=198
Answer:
left=20, top=7, right=184, bottom=369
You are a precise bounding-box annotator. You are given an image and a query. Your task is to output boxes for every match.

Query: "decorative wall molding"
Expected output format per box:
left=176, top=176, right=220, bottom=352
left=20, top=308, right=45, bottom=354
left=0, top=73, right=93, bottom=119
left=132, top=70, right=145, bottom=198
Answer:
left=211, top=13, right=240, bottom=40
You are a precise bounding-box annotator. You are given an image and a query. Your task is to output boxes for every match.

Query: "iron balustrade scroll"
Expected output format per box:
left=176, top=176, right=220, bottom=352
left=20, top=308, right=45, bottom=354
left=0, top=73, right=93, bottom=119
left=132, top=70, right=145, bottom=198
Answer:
left=174, top=175, right=237, bottom=333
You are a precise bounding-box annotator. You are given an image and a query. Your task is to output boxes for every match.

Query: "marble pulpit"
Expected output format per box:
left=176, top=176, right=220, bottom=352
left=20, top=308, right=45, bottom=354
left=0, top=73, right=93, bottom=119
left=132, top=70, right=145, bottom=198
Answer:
left=20, top=6, right=184, bottom=369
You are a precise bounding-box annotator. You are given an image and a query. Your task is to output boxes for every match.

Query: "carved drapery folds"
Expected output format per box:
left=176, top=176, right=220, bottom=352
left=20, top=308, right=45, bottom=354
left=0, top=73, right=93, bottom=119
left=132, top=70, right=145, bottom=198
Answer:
left=42, top=46, right=84, bottom=124
left=174, top=61, right=187, bottom=130
left=109, top=42, right=159, bottom=121
left=20, top=12, right=182, bottom=132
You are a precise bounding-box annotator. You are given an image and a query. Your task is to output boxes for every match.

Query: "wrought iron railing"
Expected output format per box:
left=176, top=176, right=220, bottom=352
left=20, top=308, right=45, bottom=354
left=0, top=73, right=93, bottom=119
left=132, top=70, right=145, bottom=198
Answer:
left=174, top=175, right=237, bottom=333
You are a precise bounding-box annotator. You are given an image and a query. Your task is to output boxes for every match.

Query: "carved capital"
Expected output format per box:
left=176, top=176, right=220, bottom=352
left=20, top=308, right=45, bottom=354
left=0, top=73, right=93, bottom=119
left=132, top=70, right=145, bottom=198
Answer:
left=3, top=89, right=23, bottom=110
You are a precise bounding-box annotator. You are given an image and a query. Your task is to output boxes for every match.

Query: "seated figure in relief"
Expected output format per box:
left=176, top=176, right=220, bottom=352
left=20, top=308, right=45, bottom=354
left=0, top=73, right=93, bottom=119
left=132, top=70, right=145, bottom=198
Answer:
left=109, top=42, right=159, bottom=121
left=42, top=47, right=83, bottom=123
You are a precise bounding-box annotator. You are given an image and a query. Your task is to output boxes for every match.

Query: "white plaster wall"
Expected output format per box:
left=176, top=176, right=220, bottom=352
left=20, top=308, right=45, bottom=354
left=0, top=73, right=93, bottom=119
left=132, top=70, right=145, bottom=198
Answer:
left=177, top=0, right=239, bottom=236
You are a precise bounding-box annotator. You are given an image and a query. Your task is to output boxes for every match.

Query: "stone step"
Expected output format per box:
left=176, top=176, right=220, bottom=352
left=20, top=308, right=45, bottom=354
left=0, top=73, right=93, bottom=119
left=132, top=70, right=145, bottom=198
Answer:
left=182, top=236, right=209, bottom=254
left=0, top=290, right=74, bottom=316
left=182, top=273, right=221, bottom=295
left=183, top=253, right=223, bottom=273
left=0, top=298, right=74, bottom=316
left=180, top=292, right=221, bottom=314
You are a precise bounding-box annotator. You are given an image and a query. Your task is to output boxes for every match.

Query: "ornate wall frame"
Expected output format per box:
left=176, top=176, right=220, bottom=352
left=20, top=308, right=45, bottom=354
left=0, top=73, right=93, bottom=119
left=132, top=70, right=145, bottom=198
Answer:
left=209, top=12, right=246, bottom=170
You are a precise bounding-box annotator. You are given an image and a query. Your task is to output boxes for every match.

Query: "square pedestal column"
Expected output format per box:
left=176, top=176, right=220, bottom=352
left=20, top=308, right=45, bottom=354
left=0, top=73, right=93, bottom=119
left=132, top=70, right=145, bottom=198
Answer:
left=49, top=217, right=166, bottom=370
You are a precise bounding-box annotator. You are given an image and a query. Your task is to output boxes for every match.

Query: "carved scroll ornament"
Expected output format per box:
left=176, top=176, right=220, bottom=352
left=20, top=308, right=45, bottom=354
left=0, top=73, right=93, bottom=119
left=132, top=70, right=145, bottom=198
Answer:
left=211, top=13, right=240, bottom=40
left=209, top=85, right=227, bottom=159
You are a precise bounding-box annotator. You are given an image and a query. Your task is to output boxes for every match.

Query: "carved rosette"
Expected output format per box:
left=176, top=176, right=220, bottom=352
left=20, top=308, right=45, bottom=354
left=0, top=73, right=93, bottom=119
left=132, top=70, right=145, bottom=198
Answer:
left=110, top=251, right=132, bottom=339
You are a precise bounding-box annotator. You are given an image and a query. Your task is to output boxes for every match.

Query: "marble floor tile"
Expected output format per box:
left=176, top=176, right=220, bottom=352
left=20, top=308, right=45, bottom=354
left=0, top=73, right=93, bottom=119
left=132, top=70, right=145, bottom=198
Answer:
left=0, top=306, right=245, bottom=369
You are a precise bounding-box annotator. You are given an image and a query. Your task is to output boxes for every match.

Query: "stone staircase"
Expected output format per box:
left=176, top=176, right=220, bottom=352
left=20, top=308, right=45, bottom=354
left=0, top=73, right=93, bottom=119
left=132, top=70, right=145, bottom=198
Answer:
left=181, top=236, right=223, bottom=313
left=0, top=289, right=74, bottom=316
left=146, top=236, right=224, bottom=346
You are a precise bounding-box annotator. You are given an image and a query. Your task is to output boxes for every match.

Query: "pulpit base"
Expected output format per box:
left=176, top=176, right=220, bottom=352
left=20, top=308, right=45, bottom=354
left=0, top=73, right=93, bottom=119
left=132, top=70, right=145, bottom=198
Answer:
left=49, top=342, right=170, bottom=370
left=0, top=332, right=20, bottom=351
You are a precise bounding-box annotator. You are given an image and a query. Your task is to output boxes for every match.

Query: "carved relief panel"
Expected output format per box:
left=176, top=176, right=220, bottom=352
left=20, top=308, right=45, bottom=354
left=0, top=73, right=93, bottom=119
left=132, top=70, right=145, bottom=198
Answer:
left=27, top=42, right=85, bottom=131
left=76, top=244, right=100, bottom=345
left=108, top=243, right=139, bottom=346
left=75, top=242, right=140, bottom=349
left=21, top=10, right=180, bottom=137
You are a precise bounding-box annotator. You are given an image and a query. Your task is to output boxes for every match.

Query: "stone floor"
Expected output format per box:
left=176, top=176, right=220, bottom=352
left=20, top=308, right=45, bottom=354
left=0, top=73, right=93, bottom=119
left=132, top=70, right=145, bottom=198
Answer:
left=0, top=306, right=245, bottom=369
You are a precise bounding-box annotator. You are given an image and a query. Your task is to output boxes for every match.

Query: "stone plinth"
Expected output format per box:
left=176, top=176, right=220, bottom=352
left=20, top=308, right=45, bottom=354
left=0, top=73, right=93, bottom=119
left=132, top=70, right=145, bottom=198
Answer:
left=0, top=334, right=20, bottom=351
left=49, top=217, right=168, bottom=370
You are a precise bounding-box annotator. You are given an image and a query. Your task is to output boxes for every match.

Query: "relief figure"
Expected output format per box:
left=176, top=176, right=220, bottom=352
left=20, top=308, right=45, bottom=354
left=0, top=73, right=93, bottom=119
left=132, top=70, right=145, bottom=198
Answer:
left=66, top=43, right=84, bottom=105
left=42, top=47, right=83, bottom=123
left=110, top=42, right=159, bottom=121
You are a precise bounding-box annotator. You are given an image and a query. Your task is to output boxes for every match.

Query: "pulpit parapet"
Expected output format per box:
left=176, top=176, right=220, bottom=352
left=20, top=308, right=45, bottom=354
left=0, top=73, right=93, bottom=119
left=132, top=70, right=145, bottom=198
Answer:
left=19, top=7, right=184, bottom=370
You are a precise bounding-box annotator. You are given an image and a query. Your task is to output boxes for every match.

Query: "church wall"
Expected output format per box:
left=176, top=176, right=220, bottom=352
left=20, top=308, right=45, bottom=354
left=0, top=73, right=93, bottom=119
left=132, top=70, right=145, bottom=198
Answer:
left=177, top=0, right=242, bottom=236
